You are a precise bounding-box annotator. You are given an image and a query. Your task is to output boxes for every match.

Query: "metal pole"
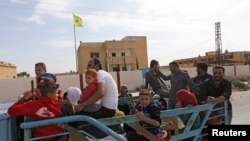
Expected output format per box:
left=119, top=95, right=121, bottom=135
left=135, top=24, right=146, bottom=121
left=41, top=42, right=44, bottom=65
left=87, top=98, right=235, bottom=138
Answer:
left=74, top=25, right=78, bottom=72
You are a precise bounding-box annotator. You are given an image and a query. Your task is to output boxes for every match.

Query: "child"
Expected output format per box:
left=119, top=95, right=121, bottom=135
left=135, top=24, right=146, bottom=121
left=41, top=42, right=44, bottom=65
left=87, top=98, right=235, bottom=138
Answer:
left=35, top=62, right=47, bottom=88
left=119, top=85, right=132, bottom=98
left=176, top=89, right=201, bottom=141
left=67, top=87, right=81, bottom=105
left=22, top=73, right=63, bottom=102
left=118, top=85, right=133, bottom=115
left=126, top=89, right=161, bottom=141
left=158, top=98, right=167, bottom=110
left=16, top=62, right=47, bottom=141
left=8, top=83, right=66, bottom=141
left=61, top=87, right=82, bottom=116
left=79, top=69, right=101, bottom=112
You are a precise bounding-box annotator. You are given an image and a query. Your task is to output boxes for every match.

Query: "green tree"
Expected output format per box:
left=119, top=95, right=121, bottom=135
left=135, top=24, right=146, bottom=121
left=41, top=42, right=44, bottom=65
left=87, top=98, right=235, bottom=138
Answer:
left=17, top=72, right=30, bottom=78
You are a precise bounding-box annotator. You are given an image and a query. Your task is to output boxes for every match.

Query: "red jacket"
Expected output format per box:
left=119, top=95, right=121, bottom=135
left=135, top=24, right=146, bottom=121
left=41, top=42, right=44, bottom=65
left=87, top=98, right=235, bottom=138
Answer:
left=8, top=96, right=64, bottom=137
left=80, top=79, right=98, bottom=103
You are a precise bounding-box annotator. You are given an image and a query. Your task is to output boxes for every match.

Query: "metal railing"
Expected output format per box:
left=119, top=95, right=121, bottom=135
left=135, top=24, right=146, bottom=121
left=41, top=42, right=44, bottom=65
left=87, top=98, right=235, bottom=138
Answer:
left=20, top=99, right=228, bottom=141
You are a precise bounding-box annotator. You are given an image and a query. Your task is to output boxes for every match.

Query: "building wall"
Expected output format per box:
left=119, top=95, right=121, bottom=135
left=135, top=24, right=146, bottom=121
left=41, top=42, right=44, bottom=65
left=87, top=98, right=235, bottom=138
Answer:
left=175, top=51, right=250, bottom=67
left=1, top=65, right=249, bottom=103
left=0, top=61, right=17, bottom=79
left=77, top=36, right=148, bottom=74
left=77, top=42, right=105, bottom=74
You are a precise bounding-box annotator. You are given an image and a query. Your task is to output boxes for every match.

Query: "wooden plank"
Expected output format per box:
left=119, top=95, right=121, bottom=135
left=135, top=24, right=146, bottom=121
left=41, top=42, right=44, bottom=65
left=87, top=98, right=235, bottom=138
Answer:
left=59, top=124, right=88, bottom=141
left=162, top=117, right=179, bottom=135
left=127, top=122, right=157, bottom=141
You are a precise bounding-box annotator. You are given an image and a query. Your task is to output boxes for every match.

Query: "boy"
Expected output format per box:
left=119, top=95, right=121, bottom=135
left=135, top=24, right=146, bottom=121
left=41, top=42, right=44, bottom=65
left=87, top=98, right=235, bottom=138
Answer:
left=126, top=89, right=161, bottom=141
left=8, top=83, right=66, bottom=141
left=79, top=68, right=101, bottom=112
left=35, top=62, right=47, bottom=88
left=118, top=85, right=133, bottom=115
left=22, top=73, right=63, bottom=102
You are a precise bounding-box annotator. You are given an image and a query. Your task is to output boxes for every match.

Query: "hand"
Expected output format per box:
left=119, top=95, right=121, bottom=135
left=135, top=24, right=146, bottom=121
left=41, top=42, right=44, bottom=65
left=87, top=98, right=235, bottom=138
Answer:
left=136, top=111, right=145, bottom=120
left=75, top=103, right=84, bottom=113
left=207, top=96, right=216, bottom=103
left=176, top=101, right=182, bottom=108
left=23, top=90, right=36, bottom=102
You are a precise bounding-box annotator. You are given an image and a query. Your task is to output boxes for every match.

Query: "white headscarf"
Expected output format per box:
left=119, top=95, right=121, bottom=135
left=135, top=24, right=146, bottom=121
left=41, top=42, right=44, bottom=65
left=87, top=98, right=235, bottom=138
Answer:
left=67, top=87, right=81, bottom=105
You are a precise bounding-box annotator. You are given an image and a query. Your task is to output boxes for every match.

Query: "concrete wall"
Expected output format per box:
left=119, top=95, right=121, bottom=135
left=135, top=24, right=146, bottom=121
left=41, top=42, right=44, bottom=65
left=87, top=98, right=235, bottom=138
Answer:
left=0, top=65, right=249, bottom=103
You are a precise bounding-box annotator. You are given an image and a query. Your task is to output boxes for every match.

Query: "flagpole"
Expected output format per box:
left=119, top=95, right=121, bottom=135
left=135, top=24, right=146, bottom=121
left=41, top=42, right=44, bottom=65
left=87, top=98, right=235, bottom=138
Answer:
left=73, top=24, right=78, bottom=72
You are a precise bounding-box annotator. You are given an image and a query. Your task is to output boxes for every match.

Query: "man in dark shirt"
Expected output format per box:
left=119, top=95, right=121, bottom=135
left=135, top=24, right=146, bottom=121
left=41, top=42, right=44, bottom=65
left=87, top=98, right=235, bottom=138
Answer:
left=165, top=61, right=200, bottom=109
left=145, top=60, right=169, bottom=98
left=193, top=62, right=212, bottom=104
left=201, top=66, right=232, bottom=124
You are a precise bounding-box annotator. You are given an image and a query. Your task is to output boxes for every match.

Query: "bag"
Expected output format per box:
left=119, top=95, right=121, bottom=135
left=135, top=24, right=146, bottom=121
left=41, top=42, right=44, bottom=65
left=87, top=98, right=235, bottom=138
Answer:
left=161, top=116, right=185, bottom=130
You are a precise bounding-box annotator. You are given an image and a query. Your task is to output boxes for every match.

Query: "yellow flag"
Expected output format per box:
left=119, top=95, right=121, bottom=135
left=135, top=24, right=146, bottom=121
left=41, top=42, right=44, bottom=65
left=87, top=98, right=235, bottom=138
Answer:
left=73, top=14, right=83, bottom=27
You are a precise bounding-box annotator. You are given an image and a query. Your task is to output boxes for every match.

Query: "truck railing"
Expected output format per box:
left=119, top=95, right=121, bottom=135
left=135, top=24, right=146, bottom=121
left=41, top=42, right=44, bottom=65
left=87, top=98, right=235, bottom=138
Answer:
left=20, top=100, right=227, bottom=141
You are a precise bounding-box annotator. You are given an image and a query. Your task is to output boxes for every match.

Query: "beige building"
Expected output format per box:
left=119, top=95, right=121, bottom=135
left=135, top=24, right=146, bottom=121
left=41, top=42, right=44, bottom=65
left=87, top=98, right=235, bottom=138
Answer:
left=77, top=36, right=148, bottom=74
left=0, top=61, right=17, bottom=79
left=174, top=51, right=250, bottom=67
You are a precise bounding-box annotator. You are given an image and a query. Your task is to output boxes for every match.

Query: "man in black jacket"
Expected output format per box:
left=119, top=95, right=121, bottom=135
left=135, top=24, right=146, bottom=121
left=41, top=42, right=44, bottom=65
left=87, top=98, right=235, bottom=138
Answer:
left=201, top=66, right=232, bottom=124
left=145, top=60, right=169, bottom=98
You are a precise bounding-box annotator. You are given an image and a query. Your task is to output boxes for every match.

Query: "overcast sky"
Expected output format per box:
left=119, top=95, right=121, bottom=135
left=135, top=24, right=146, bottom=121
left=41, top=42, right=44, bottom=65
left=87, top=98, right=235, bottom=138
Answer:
left=1, top=0, right=250, bottom=76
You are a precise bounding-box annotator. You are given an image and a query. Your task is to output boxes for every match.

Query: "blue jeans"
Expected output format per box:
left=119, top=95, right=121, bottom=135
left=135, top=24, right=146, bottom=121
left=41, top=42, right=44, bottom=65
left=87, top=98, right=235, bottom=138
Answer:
left=227, top=110, right=232, bottom=124
left=168, top=97, right=177, bottom=110
left=215, top=109, right=232, bottom=125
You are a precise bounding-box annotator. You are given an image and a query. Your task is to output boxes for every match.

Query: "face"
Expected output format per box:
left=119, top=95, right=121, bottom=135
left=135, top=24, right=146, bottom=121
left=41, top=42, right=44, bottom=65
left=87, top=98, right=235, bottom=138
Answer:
left=196, top=67, right=202, bottom=75
left=35, top=66, right=46, bottom=77
left=49, top=90, right=59, bottom=101
left=155, top=63, right=160, bottom=71
left=37, top=78, right=55, bottom=88
left=85, top=74, right=95, bottom=84
left=169, top=64, right=177, bottom=73
left=120, top=88, right=128, bottom=95
left=87, top=59, right=98, bottom=70
left=213, top=68, right=224, bottom=82
left=139, top=95, right=151, bottom=107
left=158, top=100, right=166, bottom=109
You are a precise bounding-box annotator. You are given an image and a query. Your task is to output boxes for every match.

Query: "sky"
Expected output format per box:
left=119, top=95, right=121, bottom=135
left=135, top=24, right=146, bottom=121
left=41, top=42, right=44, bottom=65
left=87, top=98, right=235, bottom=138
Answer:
left=1, top=0, right=250, bottom=77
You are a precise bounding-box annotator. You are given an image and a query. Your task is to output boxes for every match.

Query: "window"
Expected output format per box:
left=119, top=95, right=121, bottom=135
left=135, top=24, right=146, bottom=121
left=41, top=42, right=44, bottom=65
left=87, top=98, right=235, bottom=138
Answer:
left=113, top=67, right=119, bottom=71
left=121, top=52, right=125, bottom=56
left=112, top=53, right=116, bottom=57
left=90, top=52, right=99, bottom=58
left=244, top=54, right=249, bottom=58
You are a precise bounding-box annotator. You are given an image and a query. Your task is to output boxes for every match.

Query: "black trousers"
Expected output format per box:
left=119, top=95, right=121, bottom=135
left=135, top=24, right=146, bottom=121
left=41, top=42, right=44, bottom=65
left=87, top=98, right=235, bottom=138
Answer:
left=70, top=106, right=119, bottom=138
left=77, top=106, right=116, bottom=119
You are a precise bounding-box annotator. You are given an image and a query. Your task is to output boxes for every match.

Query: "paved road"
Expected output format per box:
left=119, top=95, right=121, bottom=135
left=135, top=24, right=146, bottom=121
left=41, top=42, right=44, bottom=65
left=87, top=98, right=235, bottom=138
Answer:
left=231, top=90, right=250, bottom=124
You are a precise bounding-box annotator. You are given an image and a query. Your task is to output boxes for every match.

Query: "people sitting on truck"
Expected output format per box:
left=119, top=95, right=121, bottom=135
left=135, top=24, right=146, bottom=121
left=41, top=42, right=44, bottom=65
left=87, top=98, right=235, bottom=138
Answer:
left=8, top=83, right=67, bottom=141
left=126, top=89, right=161, bottom=141
left=118, top=85, right=133, bottom=115
left=61, top=86, right=82, bottom=116
left=176, top=89, right=201, bottom=141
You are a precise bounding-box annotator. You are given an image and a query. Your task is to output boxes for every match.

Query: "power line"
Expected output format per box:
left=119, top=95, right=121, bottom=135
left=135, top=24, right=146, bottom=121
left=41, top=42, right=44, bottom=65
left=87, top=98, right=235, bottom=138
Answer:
left=158, top=37, right=214, bottom=60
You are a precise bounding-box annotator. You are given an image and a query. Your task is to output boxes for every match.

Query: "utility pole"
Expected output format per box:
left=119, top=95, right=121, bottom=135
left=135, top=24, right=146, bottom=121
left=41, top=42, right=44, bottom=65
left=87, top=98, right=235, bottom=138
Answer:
left=215, top=22, right=222, bottom=65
